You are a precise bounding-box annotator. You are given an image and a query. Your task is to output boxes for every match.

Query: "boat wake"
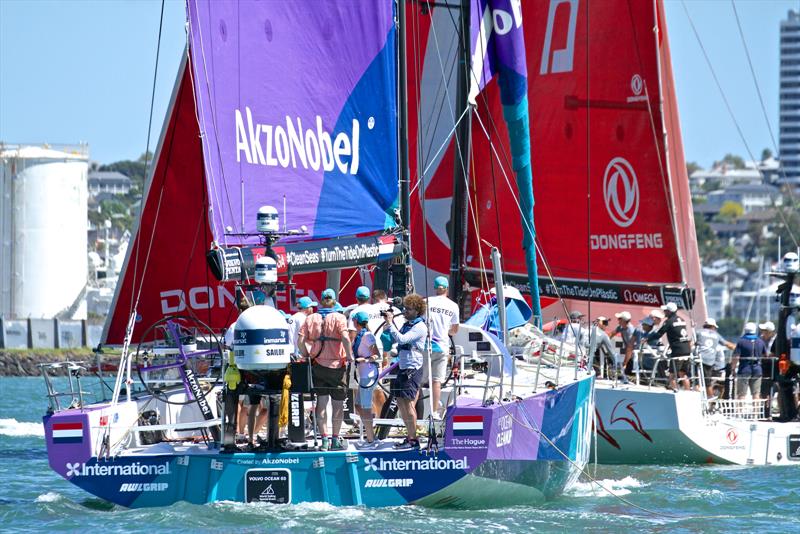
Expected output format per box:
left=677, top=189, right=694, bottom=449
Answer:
left=0, top=418, right=44, bottom=438
left=35, top=492, right=63, bottom=503
left=567, top=476, right=644, bottom=497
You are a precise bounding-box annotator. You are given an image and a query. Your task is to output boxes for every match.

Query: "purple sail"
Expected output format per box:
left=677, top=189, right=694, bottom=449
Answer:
left=187, top=0, right=398, bottom=244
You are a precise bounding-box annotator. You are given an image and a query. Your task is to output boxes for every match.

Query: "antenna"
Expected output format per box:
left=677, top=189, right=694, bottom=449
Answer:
left=283, top=195, right=287, bottom=232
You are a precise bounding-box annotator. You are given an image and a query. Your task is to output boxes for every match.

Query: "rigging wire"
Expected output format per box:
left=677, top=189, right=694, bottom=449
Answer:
left=129, top=0, right=166, bottom=318
left=730, top=0, right=800, bottom=241
left=681, top=0, right=798, bottom=248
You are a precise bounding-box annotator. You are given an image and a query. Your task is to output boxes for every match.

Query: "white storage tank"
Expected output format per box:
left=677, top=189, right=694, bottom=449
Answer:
left=0, top=143, right=89, bottom=319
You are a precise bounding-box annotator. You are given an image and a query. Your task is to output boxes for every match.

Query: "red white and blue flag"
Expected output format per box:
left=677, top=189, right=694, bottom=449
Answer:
left=52, top=422, right=83, bottom=444
left=452, top=415, right=484, bottom=436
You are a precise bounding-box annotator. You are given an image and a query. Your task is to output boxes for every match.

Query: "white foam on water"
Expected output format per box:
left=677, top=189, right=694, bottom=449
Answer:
left=35, top=492, right=61, bottom=503
left=568, top=476, right=644, bottom=497
left=0, top=418, right=44, bottom=438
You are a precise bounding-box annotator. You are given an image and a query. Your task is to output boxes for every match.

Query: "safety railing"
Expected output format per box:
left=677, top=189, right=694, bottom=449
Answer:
left=708, top=398, right=769, bottom=421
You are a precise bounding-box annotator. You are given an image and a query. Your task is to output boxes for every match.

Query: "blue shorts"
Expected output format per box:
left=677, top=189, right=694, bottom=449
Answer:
left=391, top=367, right=423, bottom=400
left=738, top=363, right=762, bottom=377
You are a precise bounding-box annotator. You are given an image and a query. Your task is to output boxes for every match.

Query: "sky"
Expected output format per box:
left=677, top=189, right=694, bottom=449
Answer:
left=0, top=0, right=798, bottom=168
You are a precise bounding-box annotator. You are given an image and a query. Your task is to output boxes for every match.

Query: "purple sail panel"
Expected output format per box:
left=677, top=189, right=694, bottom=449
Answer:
left=187, top=0, right=398, bottom=244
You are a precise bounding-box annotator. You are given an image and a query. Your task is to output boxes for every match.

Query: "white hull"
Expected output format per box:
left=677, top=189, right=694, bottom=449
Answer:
left=594, top=382, right=800, bottom=465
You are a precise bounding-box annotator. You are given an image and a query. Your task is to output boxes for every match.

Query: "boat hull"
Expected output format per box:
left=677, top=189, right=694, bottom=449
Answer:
left=594, top=383, right=800, bottom=465
left=44, top=375, right=594, bottom=508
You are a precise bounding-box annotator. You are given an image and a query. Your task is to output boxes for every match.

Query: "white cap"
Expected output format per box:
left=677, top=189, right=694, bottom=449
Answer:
left=596, top=315, right=609, bottom=323
left=743, top=322, right=757, bottom=334
left=649, top=309, right=665, bottom=319
left=758, top=321, right=775, bottom=332
left=660, top=302, right=678, bottom=313
left=703, top=317, right=718, bottom=328
left=615, top=311, right=632, bottom=321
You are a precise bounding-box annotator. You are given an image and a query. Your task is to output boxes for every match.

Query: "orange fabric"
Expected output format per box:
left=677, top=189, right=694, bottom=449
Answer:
left=299, top=312, right=348, bottom=368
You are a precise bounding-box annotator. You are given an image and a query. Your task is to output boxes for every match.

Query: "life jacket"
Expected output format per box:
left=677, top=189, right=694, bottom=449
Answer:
left=310, top=307, right=346, bottom=364
left=397, top=316, right=424, bottom=351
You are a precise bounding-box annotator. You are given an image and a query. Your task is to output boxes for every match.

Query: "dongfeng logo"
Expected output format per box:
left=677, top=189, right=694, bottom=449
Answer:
left=603, top=157, right=639, bottom=228
left=630, top=74, right=643, bottom=96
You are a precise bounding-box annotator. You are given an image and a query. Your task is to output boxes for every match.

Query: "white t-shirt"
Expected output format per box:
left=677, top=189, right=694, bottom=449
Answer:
left=347, top=303, right=381, bottom=332
left=426, top=294, right=459, bottom=351
left=355, top=331, right=378, bottom=379
left=289, top=311, right=308, bottom=352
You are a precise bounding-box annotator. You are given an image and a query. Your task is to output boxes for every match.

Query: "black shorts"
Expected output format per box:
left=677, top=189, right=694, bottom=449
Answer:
left=391, top=367, right=423, bottom=400
left=669, top=355, right=692, bottom=374
left=312, top=364, right=347, bottom=401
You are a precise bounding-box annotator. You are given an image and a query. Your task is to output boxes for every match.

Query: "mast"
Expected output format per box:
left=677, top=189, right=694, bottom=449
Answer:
left=395, top=0, right=411, bottom=296
left=448, top=0, right=472, bottom=304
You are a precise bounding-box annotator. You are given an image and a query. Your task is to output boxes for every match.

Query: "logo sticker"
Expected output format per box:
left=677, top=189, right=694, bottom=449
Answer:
left=603, top=157, right=639, bottom=228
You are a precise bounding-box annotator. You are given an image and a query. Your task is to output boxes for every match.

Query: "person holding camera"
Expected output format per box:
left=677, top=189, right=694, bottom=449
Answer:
left=383, top=293, right=428, bottom=450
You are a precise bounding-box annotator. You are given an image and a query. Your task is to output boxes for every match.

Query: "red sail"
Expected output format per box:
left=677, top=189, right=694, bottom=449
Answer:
left=409, top=0, right=702, bottom=313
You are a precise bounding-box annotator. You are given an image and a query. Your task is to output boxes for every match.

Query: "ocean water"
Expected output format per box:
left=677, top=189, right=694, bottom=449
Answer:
left=1, top=376, right=799, bottom=533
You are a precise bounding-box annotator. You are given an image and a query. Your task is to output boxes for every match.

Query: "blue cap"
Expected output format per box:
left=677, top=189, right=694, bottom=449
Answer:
left=355, top=286, right=370, bottom=300
left=321, top=288, right=336, bottom=300
left=434, top=276, right=449, bottom=289
left=297, top=296, right=317, bottom=309
left=352, top=311, right=370, bottom=325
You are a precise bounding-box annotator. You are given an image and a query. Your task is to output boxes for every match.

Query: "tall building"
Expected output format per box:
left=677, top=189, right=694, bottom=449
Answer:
left=779, top=9, right=800, bottom=185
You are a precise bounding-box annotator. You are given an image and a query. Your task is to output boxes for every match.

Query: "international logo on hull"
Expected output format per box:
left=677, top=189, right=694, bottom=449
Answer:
left=603, top=157, right=639, bottom=228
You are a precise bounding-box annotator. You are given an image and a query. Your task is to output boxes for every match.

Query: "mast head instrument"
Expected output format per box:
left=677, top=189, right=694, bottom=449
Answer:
left=256, top=205, right=280, bottom=233
left=782, top=252, right=799, bottom=274
left=254, top=256, right=278, bottom=284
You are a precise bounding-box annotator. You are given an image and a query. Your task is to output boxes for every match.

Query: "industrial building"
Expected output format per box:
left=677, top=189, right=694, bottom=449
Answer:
left=0, top=143, right=89, bottom=320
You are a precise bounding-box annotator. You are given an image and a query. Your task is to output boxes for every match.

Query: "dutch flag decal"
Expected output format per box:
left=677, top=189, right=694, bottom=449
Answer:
left=52, top=422, right=84, bottom=444
left=452, top=415, right=484, bottom=436
left=377, top=236, right=395, bottom=262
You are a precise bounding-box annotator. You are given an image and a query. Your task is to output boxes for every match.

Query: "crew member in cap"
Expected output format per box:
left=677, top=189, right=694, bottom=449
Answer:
left=351, top=311, right=380, bottom=449
left=425, top=276, right=459, bottom=416
left=694, top=318, right=735, bottom=398
left=653, top=302, right=693, bottom=390
left=758, top=321, right=778, bottom=402
left=587, top=316, right=615, bottom=378
left=298, top=288, right=353, bottom=451
left=289, top=296, right=317, bottom=356
left=562, top=310, right=587, bottom=348
left=613, top=311, right=635, bottom=383
left=348, top=286, right=378, bottom=341
left=732, top=322, right=767, bottom=400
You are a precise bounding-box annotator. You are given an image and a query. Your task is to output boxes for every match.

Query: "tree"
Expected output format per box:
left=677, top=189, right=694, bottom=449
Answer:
left=717, top=201, right=744, bottom=222
left=715, top=153, right=745, bottom=169
left=686, top=161, right=701, bottom=176
left=761, top=148, right=773, bottom=161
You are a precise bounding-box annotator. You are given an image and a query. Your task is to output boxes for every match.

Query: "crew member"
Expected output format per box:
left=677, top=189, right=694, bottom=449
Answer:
left=586, top=316, right=615, bottom=378
left=562, top=311, right=587, bottom=348
left=759, top=321, right=777, bottom=400
left=653, top=302, right=693, bottom=390
left=298, top=288, right=353, bottom=451
left=373, top=289, right=402, bottom=367
left=425, top=276, right=459, bottom=416
left=614, top=311, right=635, bottom=383
left=731, top=322, right=767, bottom=400
left=383, top=294, right=428, bottom=450
left=348, top=286, right=377, bottom=341
left=289, top=296, right=317, bottom=354
left=694, top=318, right=735, bottom=398
left=351, top=311, right=380, bottom=449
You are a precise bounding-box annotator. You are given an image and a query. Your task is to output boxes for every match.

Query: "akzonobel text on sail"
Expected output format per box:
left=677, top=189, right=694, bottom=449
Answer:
left=235, top=107, right=362, bottom=174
